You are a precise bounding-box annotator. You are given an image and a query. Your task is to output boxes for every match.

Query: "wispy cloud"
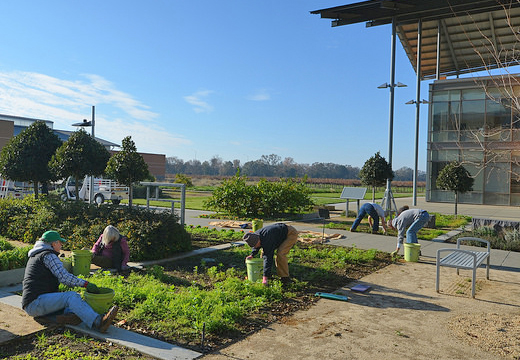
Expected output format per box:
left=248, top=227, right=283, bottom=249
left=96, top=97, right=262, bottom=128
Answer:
left=0, top=71, right=158, bottom=122
left=183, top=90, right=214, bottom=113
left=246, top=88, right=271, bottom=101
left=0, top=70, right=190, bottom=155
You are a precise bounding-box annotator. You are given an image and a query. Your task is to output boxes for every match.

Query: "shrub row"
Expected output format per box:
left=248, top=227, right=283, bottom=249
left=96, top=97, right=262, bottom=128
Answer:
left=0, top=238, right=32, bottom=270
left=0, top=196, right=191, bottom=262
left=204, top=174, right=314, bottom=218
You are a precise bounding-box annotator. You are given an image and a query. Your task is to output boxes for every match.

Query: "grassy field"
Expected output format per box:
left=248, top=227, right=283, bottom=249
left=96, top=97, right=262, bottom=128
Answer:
left=125, top=187, right=424, bottom=211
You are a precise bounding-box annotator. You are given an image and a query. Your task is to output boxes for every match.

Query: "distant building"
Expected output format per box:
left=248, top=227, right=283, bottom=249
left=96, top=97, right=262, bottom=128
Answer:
left=0, top=114, right=165, bottom=180
left=427, top=76, right=520, bottom=206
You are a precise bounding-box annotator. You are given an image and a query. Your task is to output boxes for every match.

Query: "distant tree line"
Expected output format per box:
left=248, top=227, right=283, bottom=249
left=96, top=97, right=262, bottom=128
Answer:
left=166, top=154, right=426, bottom=182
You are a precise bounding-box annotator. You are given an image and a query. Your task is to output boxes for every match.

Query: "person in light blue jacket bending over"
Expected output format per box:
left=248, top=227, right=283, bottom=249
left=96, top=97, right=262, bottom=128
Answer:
left=387, top=208, right=430, bottom=256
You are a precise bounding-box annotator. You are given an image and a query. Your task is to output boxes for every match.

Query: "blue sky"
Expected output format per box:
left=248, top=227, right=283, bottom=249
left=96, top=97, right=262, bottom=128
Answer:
left=0, top=1, right=434, bottom=170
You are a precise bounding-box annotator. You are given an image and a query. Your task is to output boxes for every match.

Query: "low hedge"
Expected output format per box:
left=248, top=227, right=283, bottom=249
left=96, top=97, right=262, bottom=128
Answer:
left=0, top=195, right=191, bottom=262
left=0, top=238, right=32, bottom=271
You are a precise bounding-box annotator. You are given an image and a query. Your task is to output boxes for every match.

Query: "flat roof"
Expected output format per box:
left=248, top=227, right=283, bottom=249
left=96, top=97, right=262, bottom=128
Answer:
left=312, top=0, right=520, bottom=79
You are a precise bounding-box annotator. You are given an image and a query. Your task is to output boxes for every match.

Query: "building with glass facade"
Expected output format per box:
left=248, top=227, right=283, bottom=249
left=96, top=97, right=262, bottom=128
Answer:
left=427, top=76, right=520, bottom=206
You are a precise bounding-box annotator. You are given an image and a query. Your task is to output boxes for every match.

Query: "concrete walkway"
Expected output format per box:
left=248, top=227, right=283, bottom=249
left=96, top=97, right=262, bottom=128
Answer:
left=1, top=197, right=519, bottom=359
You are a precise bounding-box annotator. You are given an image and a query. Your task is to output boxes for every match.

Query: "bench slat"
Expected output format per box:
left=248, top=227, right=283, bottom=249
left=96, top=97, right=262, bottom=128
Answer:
left=440, top=251, right=488, bottom=269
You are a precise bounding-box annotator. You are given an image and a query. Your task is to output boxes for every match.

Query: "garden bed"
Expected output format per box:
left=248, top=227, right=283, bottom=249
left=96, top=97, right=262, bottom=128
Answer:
left=1, top=233, right=392, bottom=358
left=98, top=240, right=392, bottom=353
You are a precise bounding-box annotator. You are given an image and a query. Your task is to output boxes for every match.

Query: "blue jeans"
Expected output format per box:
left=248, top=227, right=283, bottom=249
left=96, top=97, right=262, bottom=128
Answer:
left=24, top=291, right=100, bottom=328
left=351, top=203, right=379, bottom=232
left=406, top=211, right=430, bottom=244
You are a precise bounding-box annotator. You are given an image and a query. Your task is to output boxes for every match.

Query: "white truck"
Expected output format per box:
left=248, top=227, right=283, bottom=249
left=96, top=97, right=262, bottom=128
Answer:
left=62, top=176, right=129, bottom=205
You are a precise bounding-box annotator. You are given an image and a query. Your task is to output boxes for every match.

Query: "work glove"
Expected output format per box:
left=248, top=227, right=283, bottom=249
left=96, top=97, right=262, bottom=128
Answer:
left=262, top=276, right=268, bottom=286
left=245, top=255, right=253, bottom=260
left=86, top=282, right=100, bottom=294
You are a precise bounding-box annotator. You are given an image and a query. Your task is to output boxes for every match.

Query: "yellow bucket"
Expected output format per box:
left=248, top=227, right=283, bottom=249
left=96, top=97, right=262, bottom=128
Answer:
left=404, top=243, right=421, bottom=262
left=252, top=219, right=263, bottom=232
left=84, top=287, right=115, bottom=314
left=72, top=250, right=92, bottom=276
left=245, top=258, right=263, bottom=282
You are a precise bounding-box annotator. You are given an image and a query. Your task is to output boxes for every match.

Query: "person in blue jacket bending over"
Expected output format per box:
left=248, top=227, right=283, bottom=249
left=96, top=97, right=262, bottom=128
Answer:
left=350, top=202, right=387, bottom=234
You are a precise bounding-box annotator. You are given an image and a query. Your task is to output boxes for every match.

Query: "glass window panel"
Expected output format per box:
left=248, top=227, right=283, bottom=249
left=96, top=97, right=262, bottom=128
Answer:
left=460, top=149, right=484, bottom=163
left=458, top=192, right=483, bottom=204
left=449, top=90, right=461, bottom=101
left=484, top=163, right=509, bottom=193
left=432, top=91, right=449, bottom=101
left=461, top=100, right=485, bottom=130
left=431, top=150, right=459, bottom=162
left=486, top=99, right=511, bottom=130
left=431, top=102, right=448, bottom=131
left=511, top=165, right=520, bottom=193
left=484, top=193, right=509, bottom=205
left=462, top=88, right=486, bottom=100
left=510, top=194, right=520, bottom=206
left=463, top=163, right=483, bottom=192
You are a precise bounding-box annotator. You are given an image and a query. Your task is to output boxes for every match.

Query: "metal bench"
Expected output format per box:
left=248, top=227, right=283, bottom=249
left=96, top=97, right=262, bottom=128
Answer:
left=436, top=237, right=490, bottom=298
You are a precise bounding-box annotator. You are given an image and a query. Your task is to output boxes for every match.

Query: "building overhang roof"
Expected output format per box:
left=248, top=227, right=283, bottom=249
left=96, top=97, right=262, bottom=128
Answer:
left=311, top=1, right=520, bottom=79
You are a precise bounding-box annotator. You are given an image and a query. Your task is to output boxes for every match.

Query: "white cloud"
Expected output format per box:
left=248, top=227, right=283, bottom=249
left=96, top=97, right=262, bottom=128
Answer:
left=0, top=70, right=189, bottom=155
left=183, top=90, right=214, bottom=113
left=246, top=88, right=271, bottom=101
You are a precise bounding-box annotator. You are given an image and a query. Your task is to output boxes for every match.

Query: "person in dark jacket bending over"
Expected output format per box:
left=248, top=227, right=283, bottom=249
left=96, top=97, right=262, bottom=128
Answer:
left=22, top=230, right=118, bottom=332
left=243, top=223, right=299, bottom=285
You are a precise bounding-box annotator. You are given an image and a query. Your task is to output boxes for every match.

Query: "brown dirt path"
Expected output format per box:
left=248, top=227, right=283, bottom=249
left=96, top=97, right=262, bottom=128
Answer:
left=201, top=259, right=520, bottom=360
left=0, top=304, right=45, bottom=343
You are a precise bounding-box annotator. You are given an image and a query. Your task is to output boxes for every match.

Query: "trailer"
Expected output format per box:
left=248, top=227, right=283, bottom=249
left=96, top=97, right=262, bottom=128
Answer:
left=0, top=178, right=32, bottom=199
left=62, top=176, right=129, bottom=205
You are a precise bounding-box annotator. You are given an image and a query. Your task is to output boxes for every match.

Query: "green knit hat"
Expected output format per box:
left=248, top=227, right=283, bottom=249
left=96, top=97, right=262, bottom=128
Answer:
left=41, top=230, right=67, bottom=243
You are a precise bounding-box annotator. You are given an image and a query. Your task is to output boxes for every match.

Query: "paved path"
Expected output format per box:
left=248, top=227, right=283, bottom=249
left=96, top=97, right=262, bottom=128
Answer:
left=1, top=197, right=519, bottom=359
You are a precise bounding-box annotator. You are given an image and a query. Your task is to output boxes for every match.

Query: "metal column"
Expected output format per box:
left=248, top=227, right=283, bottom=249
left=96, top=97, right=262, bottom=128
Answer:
left=381, top=17, right=398, bottom=217
left=413, top=20, right=422, bottom=206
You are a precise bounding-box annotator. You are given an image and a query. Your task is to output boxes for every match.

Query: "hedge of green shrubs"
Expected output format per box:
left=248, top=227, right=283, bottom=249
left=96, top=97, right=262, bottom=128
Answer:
left=0, top=195, right=191, bottom=262
left=0, top=238, right=32, bottom=271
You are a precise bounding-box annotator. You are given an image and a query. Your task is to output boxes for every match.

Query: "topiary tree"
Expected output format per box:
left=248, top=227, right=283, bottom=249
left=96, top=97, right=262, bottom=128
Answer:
left=105, top=136, right=150, bottom=207
left=49, top=129, right=110, bottom=201
left=0, top=121, right=62, bottom=198
left=359, top=152, right=394, bottom=202
left=436, top=161, right=474, bottom=215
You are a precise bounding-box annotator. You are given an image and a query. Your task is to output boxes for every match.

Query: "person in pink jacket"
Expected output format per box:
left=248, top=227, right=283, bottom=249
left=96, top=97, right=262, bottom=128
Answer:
left=91, top=225, right=130, bottom=272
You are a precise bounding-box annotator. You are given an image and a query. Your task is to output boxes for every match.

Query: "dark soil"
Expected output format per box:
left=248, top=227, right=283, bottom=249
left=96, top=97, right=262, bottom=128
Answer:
left=1, top=238, right=393, bottom=358
left=0, top=327, right=157, bottom=359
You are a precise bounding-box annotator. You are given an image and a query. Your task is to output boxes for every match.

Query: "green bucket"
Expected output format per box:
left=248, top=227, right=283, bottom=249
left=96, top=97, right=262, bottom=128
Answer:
left=72, top=250, right=92, bottom=276
left=404, top=243, right=421, bottom=262
left=84, top=287, right=115, bottom=314
left=60, top=257, right=72, bottom=273
left=245, top=258, right=263, bottom=282
left=252, top=219, right=263, bottom=232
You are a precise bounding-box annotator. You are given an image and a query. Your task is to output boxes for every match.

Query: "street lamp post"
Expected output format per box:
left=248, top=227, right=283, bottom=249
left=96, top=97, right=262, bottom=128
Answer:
left=72, top=106, right=95, bottom=203
left=406, top=99, right=428, bottom=206
left=376, top=17, right=407, bottom=219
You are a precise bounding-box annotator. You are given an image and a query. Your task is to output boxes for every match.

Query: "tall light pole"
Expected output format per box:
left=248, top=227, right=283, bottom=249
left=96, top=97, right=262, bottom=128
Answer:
left=377, top=17, right=407, bottom=219
left=72, top=106, right=95, bottom=203
left=406, top=99, right=428, bottom=206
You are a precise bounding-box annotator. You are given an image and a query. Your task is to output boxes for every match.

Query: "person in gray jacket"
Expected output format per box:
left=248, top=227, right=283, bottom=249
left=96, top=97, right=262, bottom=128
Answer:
left=387, top=208, right=430, bottom=256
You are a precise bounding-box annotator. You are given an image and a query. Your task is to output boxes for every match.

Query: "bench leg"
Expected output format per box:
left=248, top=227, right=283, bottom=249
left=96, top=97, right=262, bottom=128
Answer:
left=486, top=256, right=490, bottom=280
left=472, top=267, right=476, bottom=298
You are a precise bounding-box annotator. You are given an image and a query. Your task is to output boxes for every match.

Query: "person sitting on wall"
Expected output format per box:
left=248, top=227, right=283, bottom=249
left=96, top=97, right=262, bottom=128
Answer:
left=91, top=225, right=130, bottom=272
left=22, top=230, right=118, bottom=332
